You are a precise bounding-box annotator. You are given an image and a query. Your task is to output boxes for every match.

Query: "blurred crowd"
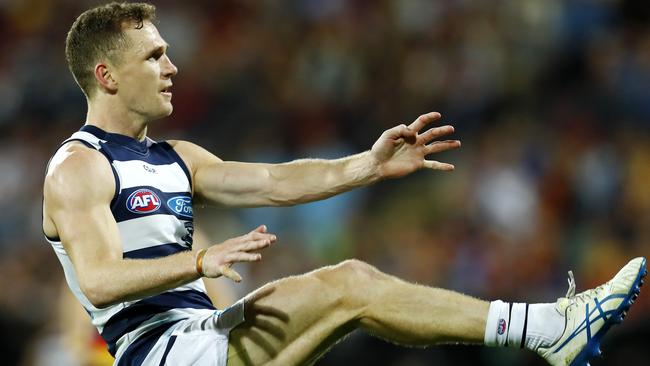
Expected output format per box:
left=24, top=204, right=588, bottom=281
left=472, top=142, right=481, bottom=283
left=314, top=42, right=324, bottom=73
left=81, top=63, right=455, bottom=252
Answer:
left=0, top=0, right=649, bottom=365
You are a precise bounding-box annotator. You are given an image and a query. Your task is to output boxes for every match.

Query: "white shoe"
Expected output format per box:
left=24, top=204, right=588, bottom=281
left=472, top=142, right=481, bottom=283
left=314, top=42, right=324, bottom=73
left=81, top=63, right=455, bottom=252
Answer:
left=538, top=257, right=646, bottom=366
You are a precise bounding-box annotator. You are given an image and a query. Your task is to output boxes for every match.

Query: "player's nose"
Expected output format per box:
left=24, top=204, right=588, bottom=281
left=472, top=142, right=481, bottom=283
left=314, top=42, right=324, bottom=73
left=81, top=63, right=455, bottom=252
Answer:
left=161, top=54, right=178, bottom=78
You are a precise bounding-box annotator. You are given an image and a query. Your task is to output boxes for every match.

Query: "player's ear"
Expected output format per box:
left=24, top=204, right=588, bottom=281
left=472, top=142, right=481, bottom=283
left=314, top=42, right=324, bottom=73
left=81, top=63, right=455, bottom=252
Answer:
left=94, top=63, right=118, bottom=94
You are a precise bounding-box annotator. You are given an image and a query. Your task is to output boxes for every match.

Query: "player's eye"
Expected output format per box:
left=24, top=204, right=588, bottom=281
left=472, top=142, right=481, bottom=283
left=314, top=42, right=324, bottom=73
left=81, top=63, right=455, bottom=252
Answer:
left=148, top=50, right=163, bottom=61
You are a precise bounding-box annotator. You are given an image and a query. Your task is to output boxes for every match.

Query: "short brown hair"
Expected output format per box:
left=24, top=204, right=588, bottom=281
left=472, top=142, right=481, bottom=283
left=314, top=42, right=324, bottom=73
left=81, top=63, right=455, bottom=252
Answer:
left=65, top=2, right=156, bottom=98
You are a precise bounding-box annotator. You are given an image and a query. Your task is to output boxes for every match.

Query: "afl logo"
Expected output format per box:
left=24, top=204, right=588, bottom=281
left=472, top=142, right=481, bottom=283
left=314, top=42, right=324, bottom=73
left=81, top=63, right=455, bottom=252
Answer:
left=167, top=196, right=193, bottom=218
left=126, top=189, right=161, bottom=214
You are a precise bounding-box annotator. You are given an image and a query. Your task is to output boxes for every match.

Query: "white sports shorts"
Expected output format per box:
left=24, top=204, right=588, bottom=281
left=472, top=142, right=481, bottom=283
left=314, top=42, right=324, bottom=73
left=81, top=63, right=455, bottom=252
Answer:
left=119, top=299, right=245, bottom=366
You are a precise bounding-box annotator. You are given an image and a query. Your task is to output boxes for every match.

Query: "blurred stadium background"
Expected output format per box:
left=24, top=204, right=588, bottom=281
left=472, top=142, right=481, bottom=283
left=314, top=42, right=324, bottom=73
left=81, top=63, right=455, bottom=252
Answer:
left=0, top=0, right=649, bottom=365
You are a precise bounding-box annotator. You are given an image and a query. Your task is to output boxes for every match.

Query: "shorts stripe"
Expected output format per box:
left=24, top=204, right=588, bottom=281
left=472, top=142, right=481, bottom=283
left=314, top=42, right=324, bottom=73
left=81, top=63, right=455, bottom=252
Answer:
left=158, top=335, right=178, bottom=366
left=103, top=290, right=215, bottom=355
left=115, top=321, right=180, bottom=366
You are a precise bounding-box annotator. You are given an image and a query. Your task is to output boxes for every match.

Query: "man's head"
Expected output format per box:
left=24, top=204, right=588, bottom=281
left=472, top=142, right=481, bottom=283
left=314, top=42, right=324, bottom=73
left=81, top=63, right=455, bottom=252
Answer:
left=66, top=2, right=154, bottom=98
left=66, top=2, right=177, bottom=120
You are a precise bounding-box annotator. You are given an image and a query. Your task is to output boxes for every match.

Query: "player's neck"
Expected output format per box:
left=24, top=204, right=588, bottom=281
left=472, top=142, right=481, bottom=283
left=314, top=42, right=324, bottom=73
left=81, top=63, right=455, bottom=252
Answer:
left=86, top=99, right=148, bottom=141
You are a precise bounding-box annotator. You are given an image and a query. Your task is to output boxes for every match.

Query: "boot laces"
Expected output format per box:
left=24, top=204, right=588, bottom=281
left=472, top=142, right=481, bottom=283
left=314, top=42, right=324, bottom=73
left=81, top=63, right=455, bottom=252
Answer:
left=566, top=271, right=576, bottom=298
left=565, top=270, right=606, bottom=305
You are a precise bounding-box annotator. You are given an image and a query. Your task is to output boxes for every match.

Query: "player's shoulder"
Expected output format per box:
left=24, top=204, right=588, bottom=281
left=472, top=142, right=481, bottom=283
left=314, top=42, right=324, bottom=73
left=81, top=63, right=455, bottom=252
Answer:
left=166, top=139, right=223, bottom=168
left=47, top=141, right=109, bottom=176
left=44, top=141, right=114, bottom=203
left=165, top=139, right=209, bottom=153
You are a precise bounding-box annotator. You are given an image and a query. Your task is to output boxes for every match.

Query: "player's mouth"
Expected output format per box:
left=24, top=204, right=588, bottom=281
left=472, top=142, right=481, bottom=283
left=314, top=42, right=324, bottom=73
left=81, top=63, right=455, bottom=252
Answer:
left=160, top=85, right=172, bottom=98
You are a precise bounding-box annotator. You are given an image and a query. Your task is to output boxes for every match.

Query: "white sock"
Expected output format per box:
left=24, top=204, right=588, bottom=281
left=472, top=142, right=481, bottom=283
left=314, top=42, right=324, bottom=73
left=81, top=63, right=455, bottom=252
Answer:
left=485, top=301, right=564, bottom=350
left=525, top=303, right=565, bottom=350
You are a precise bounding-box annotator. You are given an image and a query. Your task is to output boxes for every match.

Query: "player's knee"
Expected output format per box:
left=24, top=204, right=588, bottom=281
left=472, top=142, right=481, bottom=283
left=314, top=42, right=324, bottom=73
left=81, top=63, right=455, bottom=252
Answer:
left=335, top=259, right=383, bottom=282
left=316, top=259, right=384, bottom=304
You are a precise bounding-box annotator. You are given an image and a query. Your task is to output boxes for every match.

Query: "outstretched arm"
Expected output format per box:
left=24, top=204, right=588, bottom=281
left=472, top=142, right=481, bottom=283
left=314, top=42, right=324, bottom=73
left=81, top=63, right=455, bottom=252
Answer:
left=43, top=143, right=276, bottom=308
left=173, top=112, right=460, bottom=207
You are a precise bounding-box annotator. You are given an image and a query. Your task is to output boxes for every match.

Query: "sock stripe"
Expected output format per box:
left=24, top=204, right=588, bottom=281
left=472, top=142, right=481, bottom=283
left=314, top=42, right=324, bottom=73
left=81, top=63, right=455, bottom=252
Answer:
left=520, top=303, right=529, bottom=349
left=506, top=302, right=513, bottom=347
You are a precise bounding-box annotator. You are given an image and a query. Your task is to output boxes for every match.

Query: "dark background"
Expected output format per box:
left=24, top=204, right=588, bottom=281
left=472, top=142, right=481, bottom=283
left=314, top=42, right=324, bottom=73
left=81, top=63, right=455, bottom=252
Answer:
left=0, top=0, right=648, bottom=365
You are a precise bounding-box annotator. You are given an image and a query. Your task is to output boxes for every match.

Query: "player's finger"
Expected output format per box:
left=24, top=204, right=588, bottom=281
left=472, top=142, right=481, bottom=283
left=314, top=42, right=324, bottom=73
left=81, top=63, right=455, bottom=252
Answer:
left=423, top=160, right=455, bottom=171
left=417, top=125, right=455, bottom=144
left=245, top=231, right=275, bottom=241
left=252, top=225, right=267, bottom=233
left=225, top=252, right=262, bottom=263
left=408, top=112, right=441, bottom=133
left=239, top=238, right=274, bottom=252
left=384, top=124, right=416, bottom=142
left=220, top=265, right=243, bottom=282
left=423, top=140, right=461, bottom=155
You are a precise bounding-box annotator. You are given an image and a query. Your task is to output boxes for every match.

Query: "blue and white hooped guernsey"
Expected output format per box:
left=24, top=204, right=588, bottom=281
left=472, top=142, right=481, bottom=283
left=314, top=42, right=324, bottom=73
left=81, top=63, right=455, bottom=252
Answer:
left=45, top=125, right=216, bottom=362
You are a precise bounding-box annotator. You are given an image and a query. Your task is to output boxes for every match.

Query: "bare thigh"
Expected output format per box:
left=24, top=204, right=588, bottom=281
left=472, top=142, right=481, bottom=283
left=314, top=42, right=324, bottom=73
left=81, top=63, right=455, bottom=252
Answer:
left=226, top=261, right=366, bottom=366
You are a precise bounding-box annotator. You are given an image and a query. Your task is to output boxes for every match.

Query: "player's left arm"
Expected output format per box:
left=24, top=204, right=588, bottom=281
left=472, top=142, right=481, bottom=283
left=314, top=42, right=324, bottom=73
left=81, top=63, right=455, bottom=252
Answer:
left=170, top=112, right=460, bottom=207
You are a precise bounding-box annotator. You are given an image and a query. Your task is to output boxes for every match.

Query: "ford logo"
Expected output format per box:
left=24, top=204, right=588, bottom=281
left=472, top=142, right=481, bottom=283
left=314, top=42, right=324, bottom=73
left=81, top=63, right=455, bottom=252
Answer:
left=167, top=196, right=193, bottom=219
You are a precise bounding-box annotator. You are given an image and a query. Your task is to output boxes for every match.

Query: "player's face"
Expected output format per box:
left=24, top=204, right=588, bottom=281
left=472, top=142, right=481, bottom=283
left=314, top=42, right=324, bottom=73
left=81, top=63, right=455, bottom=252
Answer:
left=113, top=21, right=178, bottom=121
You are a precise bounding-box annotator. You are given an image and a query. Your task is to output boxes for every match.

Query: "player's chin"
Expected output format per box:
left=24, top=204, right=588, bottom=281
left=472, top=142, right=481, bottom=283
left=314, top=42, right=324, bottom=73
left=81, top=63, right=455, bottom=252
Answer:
left=163, top=102, right=173, bottom=116
left=160, top=100, right=174, bottom=115
left=158, top=94, right=174, bottom=113
left=150, top=104, right=174, bottom=121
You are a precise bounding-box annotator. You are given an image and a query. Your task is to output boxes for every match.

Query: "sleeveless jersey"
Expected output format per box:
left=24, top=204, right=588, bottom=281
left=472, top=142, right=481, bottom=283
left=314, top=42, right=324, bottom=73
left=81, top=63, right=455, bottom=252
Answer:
left=45, top=125, right=215, bottom=360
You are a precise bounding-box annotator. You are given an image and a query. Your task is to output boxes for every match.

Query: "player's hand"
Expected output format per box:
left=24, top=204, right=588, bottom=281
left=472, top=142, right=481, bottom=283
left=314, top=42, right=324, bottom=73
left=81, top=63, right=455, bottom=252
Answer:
left=201, top=225, right=276, bottom=282
left=370, top=112, right=460, bottom=179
